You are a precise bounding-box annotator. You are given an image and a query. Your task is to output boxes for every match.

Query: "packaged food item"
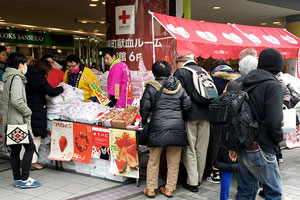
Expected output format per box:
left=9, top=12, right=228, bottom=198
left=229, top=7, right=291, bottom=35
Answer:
left=111, top=106, right=138, bottom=129
left=98, top=109, right=122, bottom=127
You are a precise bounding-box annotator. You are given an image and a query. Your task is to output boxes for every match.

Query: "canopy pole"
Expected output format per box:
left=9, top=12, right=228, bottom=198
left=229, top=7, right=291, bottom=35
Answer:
left=150, top=11, right=156, bottom=63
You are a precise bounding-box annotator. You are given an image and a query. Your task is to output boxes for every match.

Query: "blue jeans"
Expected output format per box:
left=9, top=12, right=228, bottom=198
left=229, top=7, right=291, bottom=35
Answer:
left=220, top=171, right=232, bottom=200
left=236, top=149, right=282, bottom=200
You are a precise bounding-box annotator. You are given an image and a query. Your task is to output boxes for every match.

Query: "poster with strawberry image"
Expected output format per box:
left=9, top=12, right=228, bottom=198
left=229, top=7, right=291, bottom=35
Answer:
left=72, top=123, right=93, bottom=164
left=48, top=121, right=74, bottom=161
left=91, top=126, right=110, bottom=160
left=109, top=129, right=139, bottom=178
left=286, top=125, right=300, bottom=149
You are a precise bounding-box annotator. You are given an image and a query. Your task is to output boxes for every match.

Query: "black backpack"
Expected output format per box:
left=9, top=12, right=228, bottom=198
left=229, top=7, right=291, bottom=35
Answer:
left=209, top=86, right=260, bottom=151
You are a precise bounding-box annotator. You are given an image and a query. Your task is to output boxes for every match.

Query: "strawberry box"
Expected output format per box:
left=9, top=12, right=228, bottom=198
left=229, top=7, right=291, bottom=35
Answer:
left=111, top=107, right=138, bottom=129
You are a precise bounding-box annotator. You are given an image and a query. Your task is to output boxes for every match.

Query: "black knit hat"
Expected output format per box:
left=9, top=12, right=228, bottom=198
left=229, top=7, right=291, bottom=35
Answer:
left=258, top=48, right=283, bottom=74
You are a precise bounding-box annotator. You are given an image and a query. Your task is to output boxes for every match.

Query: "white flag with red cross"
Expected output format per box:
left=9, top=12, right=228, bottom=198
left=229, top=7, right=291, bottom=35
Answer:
left=115, top=5, right=135, bottom=35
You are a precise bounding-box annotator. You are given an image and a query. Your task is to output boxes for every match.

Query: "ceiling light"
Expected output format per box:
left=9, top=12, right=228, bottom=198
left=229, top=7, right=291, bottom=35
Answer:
left=102, top=1, right=106, bottom=5
left=57, top=49, right=62, bottom=54
left=81, top=21, right=88, bottom=24
left=273, top=21, right=281, bottom=25
left=100, top=21, right=105, bottom=24
left=89, top=3, right=97, bottom=7
left=91, top=0, right=99, bottom=1
left=212, top=6, right=221, bottom=10
left=0, top=19, right=5, bottom=22
left=48, top=28, right=63, bottom=31
left=261, top=22, right=267, bottom=26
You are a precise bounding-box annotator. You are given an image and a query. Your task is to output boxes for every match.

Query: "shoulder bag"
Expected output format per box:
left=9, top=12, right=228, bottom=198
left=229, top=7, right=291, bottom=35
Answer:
left=5, top=75, right=30, bottom=145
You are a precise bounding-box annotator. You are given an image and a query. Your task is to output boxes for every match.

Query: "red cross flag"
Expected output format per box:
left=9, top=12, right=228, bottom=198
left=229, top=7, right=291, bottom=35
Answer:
left=115, top=5, right=135, bottom=35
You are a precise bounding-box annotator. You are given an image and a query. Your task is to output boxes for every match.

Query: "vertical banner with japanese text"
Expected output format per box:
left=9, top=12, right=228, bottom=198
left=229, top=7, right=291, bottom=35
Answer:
left=109, top=129, right=139, bottom=178
left=91, top=126, right=110, bottom=160
left=48, top=121, right=74, bottom=161
left=106, top=0, right=177, bottom=71
left=72, top=123, right=93, bottom=164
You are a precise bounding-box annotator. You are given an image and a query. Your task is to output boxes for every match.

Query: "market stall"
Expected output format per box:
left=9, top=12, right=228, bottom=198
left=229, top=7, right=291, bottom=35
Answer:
left=148, top=12, right=300, bottom=76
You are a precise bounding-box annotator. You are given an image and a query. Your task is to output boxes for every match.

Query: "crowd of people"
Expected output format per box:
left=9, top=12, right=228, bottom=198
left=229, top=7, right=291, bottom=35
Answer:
left=141, top=48, right=286, bottom=200
left=0, top=44, right=286, bottom=199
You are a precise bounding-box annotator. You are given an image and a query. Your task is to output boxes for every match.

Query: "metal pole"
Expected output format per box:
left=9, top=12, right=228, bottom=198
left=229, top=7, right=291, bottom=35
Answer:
left=151, top=13, right=156, bottom=63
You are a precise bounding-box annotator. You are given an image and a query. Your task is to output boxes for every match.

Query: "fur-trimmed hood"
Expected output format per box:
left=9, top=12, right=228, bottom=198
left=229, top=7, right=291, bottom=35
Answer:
left=145, top=76, right=182, bottom=95
left=212, top=71, right=241, bottom=81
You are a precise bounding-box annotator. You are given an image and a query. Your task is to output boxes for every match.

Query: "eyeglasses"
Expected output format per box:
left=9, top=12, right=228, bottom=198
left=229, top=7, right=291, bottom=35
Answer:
left=68, top=64, right=78, bottom=68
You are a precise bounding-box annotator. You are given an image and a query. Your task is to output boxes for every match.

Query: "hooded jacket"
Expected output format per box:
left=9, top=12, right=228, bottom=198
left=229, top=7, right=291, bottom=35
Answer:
left=26, top=65, right=63, bottom=138
left=140, top=76, right=191, bottom=147
left=173, top=60, right=211, bottom=121
left=243, top=69, right=283, bottom=154
left=2, top=68, right=33, bottom=138
left=211, top=67, right=241, bottom=95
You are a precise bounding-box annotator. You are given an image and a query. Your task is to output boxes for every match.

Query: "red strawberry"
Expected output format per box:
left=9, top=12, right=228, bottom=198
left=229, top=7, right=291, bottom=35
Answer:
left=115, top=158, right=127, bottom=173
left=116, top=137, right=125, bottom=149
left=126, top=143, right=137, bottom=156
left=59, top=136, right=67, bottom=152
left=122, top=133, right=130, bottom=144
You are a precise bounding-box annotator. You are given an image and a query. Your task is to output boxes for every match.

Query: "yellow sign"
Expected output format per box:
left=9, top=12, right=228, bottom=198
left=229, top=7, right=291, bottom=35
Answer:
left=90, top=81, right=110, bottom=106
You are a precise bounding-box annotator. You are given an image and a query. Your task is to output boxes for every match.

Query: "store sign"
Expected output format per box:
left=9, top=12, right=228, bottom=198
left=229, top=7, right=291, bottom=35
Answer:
left=106, top=0, right=174, bottom=71
left=115, top=5, right=135, bottom=35
left=0, top=28, right=74, bottom=47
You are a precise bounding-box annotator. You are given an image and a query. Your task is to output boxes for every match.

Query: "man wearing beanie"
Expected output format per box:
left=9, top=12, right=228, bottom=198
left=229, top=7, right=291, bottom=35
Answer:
left=235, top=48, right=284, bottom=200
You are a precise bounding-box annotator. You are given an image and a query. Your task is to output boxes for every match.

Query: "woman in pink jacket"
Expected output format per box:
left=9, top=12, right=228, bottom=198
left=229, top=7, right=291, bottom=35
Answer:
left=104, top=48, right=132, bottom=108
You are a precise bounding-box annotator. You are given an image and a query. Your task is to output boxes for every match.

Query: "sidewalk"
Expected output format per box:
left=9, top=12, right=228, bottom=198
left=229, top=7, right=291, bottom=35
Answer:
left=0, top=147, right=299, bottom=200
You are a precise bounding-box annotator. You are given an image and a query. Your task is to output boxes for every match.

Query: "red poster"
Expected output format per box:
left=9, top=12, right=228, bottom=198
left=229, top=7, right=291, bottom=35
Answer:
left=72, top=123, right=92, bottom=164
left=91, top=126, right=110, bottom=160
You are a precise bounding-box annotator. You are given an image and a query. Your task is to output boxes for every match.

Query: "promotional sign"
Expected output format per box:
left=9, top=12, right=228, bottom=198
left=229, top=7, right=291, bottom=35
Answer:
left=131, top=95, right=142, bottom=107
left=72, top=123, right=93, bottom=164
left=106, top=0, right=175, bottom=71
left=115, top=5, right=135, bottom=35
left=91, top=126, right=110, bottom=160
left=48, top=121, right=74, bottom=161
left=286, top=125, right=300, bottom=149
left=90, top=81, right=110, bottom=105
left=127, top=83, right=133, bottom=100
left=109, top=129, right=139, bottom=178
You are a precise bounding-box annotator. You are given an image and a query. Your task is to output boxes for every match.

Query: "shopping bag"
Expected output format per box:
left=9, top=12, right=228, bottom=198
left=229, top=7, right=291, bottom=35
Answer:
left=282, top=108, right=296, bottom=132
left=6, top=124, right=29, bottom=145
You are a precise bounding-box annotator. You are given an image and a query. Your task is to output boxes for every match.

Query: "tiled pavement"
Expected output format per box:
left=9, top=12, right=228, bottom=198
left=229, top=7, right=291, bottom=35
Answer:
left=0, top=147, right=300, bottom=200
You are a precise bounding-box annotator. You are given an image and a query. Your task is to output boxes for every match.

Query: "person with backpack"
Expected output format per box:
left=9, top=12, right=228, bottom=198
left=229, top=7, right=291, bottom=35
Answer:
left=173, top=54, right=214, bottom=192
left=235, top=48, right=284, bottom=200
left=215, top=54, right=258, bottom=200
left=206, top=59, right=240, bottom=184
left=140, top=61, right=191, bottom=198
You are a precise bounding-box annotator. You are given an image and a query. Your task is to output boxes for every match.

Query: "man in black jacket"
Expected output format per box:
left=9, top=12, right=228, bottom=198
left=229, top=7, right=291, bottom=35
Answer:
left=236, top=48, right=284, bottom=200
left=173, top=54, right=211, bottom=192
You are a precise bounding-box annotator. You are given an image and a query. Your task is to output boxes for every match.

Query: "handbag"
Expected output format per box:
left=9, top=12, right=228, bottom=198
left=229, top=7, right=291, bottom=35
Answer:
left=5, top=75, right=30, bottom=145
left=139, top=80, right=166, bottom=145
